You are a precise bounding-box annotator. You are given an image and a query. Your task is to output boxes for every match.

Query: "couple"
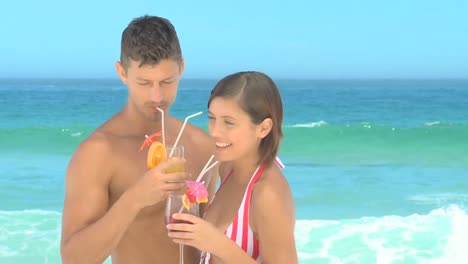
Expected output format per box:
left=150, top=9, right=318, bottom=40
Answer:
left=60, top=15, right=297, bottom=264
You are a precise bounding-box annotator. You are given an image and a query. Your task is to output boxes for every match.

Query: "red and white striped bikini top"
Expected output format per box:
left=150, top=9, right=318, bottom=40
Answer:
left=200, top=157, right=284, bottom=263
left=200, top=164, right=266, bottom=263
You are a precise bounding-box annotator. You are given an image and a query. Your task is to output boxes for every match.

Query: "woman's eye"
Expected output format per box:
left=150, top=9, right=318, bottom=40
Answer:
left=225, top=121, right=234, bottom=126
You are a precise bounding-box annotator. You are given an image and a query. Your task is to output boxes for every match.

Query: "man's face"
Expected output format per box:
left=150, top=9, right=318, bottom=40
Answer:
left=117, top=59, right=184, bottom=122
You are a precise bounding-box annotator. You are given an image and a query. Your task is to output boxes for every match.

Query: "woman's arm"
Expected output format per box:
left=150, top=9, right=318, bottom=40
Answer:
left=249, top=176, right=298, bottom=263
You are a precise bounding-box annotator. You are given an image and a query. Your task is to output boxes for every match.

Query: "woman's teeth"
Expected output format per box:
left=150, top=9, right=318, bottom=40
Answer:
left=216, top=142, right=232, bottom=148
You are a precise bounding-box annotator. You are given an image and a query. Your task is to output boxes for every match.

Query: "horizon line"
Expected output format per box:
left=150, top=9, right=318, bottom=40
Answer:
left=1, top=77, right=468, bottom=81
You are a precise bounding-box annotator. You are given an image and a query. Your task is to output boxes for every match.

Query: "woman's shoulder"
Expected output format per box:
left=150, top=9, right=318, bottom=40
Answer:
left=250, top=163, right=295, bottom=229
left=251, top=164, right=293, bottom=210
left=255, top=163, right=290, bottom=194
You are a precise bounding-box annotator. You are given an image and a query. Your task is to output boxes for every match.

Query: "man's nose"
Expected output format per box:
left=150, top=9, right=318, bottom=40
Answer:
left=150, top=84, right=164, bottom=102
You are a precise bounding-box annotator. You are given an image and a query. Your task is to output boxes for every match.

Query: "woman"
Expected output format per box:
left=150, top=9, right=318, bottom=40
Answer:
left=167, top=71, right=298, bottom=263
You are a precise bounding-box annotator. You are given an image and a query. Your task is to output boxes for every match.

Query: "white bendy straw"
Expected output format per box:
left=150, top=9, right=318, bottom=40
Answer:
left=156, top=107, right=165, bottom=146
left=169, top=111, right=203, bottom=157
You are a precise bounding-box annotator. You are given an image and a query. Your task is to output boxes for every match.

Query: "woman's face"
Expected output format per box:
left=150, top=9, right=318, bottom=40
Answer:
left=208, top=97, right=261, bottom=163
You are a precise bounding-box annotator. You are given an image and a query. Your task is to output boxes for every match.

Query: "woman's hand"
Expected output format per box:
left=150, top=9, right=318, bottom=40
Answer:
left=166, top=213, right=227, bottom=254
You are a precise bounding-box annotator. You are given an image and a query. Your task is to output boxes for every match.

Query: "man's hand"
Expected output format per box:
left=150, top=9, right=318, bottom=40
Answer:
left=130, top=158, right=187, bottom=209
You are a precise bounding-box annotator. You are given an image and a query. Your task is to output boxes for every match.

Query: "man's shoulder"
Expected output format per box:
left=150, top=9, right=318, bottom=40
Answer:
left=188, top=124, right=211, bottom=143
left=72, top=128, right=114, bottom=163
left=170, top=115, right=211, bottom=147
left=64, top=128, right=115, bottom=189
left=189, top=125, right=214, bottom=157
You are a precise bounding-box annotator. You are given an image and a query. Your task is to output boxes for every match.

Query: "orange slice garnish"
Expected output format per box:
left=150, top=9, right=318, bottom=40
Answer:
left=147, top=141, right=167, bottom=169
left=182, top=194, right=192, bottom=210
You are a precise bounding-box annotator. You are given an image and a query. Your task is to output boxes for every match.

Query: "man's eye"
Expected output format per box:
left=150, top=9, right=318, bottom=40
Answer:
left=225, top=121, right=234, bottom=126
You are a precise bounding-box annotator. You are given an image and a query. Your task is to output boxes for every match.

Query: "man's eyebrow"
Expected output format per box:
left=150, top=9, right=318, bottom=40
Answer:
left=135, top=75, right=177, bottom=82
left=161, top=75, right=178, bottom=81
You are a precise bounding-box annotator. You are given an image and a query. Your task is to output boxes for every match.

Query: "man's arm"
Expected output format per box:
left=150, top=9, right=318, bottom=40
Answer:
left=60, top=136, right=140, bottom=264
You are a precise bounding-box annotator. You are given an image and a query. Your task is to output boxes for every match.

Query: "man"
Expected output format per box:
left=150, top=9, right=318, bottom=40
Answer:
left=60, top=15, right=215, bottom=264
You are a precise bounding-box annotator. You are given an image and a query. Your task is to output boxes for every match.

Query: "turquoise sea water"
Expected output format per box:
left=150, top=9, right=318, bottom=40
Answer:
left=1, top=79, right=467, bottom=263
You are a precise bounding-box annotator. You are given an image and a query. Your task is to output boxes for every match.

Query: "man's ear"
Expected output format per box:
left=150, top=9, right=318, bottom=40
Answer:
left=115, top=61, right=127, bottom=84
left=257, top=118, right=273, bottom=139
left=178, top=59, right=185, bottom=76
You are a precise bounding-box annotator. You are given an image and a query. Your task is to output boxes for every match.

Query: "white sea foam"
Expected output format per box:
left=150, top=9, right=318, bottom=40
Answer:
left=291, top=121, right=328, bottom=128
left=295, top=205, right=468, bottom=264
left=408, top=193, right=468, bottom=206
left=426, top=205, right=468, bottom=264
left=61, top=128, right=83, bottom=137
left=0, top=210, right=61, bottom=261
left=425, top=121, right=441, bottom=126
left=1, top=207, right=467, bottom=263
left=71, top=132, right=82, bottom=137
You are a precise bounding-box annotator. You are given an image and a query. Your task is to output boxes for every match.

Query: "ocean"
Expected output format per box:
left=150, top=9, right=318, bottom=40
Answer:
left=0, top=79, right=467, bottom=264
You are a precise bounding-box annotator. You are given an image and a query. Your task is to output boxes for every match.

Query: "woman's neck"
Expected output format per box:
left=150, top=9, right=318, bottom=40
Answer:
left=230, top=156, right=261, bottom=184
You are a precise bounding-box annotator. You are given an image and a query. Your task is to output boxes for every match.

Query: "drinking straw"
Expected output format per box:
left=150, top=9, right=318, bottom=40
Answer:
left=196, top=160, right=219, bottom=183
left=169, top=111, right=203, bottom=157
left=156, top=107, right=165, bottom=146
left=197, top=155, right=214, bottom=180
left=177, top=157, right=218, bottom=213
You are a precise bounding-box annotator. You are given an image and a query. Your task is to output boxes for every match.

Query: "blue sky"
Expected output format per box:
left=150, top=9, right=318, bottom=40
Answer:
left=1, top=0, right=467, bottom=79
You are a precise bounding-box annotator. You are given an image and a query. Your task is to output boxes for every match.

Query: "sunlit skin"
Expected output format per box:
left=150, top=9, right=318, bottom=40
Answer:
left=166, top=96, right=298, bottom=263
left=119, top=59, right=182, bottom=125
left=60, top=58, right=216, bottom=264
left=208, top=97, right=261, bottom=169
